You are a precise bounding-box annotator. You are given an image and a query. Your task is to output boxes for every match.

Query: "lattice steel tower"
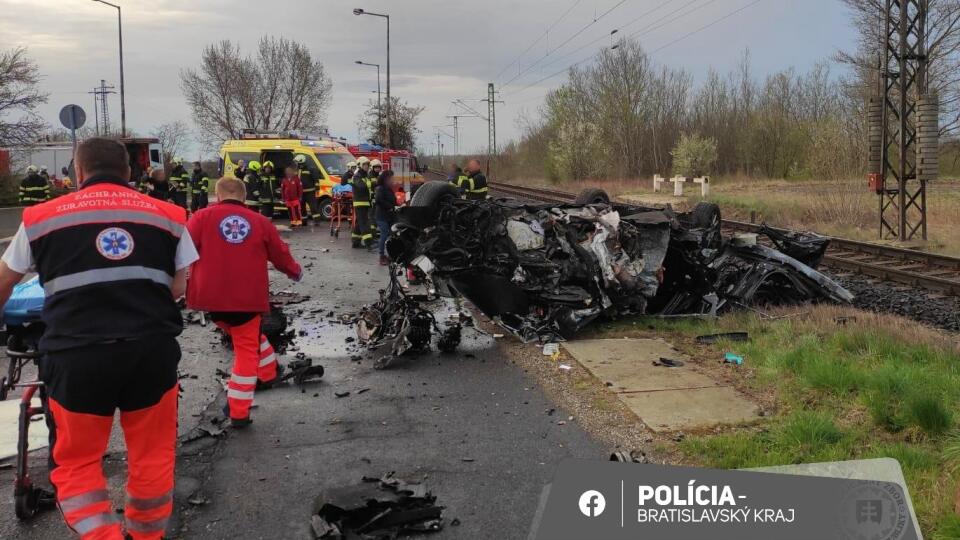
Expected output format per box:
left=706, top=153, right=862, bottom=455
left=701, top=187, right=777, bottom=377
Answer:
left=869, top=0, right=937, bottom=241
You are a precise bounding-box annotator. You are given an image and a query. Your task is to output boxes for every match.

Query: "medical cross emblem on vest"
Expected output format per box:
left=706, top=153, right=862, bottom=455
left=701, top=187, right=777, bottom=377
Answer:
left=95, top=227, right=135, bottom=260
left=220, top=215, right=251, bottom=244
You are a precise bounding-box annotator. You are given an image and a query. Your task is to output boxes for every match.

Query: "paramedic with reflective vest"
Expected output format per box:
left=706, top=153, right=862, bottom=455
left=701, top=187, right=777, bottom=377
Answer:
left=0, top=137, right=197, bottom=540
left=169, top=157, right=190, bottom=209
left=447, top=164, right=468, bottom=195
left=294, top=154, right=321, bottom=223
left=350, top=156, right=373, bottom=248
left=186, top=176, right=302, bottom=427
left=464, top=159, right=489, bottom=200
left=342, top=160, right=357, bottom=186
left=190, top=161, right=210, bottom=212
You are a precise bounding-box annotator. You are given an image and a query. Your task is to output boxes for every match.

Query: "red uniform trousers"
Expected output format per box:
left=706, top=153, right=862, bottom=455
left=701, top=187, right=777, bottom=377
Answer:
left=215, top=315, right=279, bottom=420
left=285, top=199, right=302, bottom=224
left=41, top=336, right=180, bottom=540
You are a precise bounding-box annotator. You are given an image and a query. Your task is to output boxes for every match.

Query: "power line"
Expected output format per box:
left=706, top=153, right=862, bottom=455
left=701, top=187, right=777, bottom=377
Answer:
left=500, top=0, right=629, bottom=90
left=537, top=0, right=679, bottom=73
left=647, top=0, right=763, bottom=54
left=502, top=0, right=763, bottom=99
left=494, top=0, right=584, bottom=82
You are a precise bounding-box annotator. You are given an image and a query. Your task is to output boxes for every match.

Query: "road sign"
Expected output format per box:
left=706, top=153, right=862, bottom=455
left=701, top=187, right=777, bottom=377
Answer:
left=59, top=105, right=86, bottom=130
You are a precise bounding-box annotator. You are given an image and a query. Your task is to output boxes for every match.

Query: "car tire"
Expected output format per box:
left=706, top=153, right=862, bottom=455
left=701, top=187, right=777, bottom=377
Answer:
left=574, top=187, right=610, bottom=205
left=409, top=181, right=459, bottom=209
left=688, top=202, right=721, bottom=229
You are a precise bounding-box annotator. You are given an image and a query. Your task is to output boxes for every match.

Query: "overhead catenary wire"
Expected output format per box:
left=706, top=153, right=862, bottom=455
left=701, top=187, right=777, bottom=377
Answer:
left=499, top=0, right=630, bottom=90
left=502, top=0, right=763, bottom=99
left=494, top=0, right=584, bottom=82
left=535, top=0, right=681, bottom=73
left=506, top=0, right=713, bottom=95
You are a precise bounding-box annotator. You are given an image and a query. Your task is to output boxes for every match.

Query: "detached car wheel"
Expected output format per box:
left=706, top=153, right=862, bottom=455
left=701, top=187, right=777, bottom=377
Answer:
left=410, top=181, right=459, bottom=209
left=318, top=197, right=334, bottom=221
left=574, top=187, right=610, bottom=205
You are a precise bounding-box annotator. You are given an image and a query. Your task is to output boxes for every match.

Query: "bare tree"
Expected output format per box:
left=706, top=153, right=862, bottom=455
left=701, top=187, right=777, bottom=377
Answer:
left=359, top=96, right=424, bottom=151
left=151, top=121, right=192, bottom=166
left=180, top=37, right=333, bottom=146
left=0, top=47, right=48, bottom=147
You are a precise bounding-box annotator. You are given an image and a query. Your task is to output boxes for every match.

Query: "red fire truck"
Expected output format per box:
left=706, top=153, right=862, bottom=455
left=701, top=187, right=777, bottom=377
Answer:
left=347, top=144, right=425, bottom=202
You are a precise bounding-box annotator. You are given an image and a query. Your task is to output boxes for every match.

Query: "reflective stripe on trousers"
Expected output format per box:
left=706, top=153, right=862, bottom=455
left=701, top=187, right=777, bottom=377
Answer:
left=216, top=317, right=279, bottom=420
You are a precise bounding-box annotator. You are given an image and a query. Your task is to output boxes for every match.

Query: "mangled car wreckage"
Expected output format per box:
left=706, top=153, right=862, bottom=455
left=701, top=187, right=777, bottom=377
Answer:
left=370, top=181, right=852, bottom=343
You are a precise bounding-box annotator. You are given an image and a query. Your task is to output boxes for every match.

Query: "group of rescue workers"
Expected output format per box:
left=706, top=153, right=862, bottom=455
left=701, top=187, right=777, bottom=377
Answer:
left=17, top=165, right=53, bottom=205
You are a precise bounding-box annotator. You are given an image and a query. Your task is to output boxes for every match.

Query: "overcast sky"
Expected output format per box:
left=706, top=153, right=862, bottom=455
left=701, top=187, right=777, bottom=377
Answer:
left=2, top=0, right=856, bottom=158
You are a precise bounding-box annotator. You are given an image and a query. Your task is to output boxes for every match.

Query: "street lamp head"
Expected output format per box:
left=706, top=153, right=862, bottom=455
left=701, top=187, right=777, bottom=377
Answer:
left=353, top=8, right=365, bottom=15
left=355, top=60, right=363, bottom=64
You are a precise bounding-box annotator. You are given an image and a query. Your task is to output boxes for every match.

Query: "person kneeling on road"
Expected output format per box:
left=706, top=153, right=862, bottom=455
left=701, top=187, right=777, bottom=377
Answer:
left=375, top=170, right=398, bottom=266
left=186, top=177, right=302, bottom=428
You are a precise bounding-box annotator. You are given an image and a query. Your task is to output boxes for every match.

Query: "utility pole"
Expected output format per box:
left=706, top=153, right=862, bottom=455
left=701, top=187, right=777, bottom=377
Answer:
left=869, top=0, right=936, bottom=241
left=445, top=114, right=478, bottom=156
left=483, top=83, right=505, bottom=177
left=89, top=80, right=116, bottom=136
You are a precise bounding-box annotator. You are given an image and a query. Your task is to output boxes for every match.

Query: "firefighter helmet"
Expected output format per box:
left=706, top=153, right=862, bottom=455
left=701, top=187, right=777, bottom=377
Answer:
left=357, top=156, right=370, bottom=166
left=347, top=161, right=357, bottom=168
left=370, top=159, right=382, bottom=168
left=293, top=154, right=307, bottom=164
left=262, top=160, right=274, bottom=170
left=26, top=165, right=38, bottom=174
left=248, top=160, right=262, bottom=172
left=172, top=157, right=184, bottom=165
left=40, top=166, right=48, bottom=172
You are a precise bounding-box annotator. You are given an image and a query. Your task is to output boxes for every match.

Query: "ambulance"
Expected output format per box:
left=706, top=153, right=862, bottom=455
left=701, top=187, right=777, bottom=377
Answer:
left=218, top=131, right=355, bottom=220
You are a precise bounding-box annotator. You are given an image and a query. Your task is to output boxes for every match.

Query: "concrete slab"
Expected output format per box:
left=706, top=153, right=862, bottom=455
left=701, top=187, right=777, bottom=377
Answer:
left=561, top=338, right=720, bottom=393
left=0, top=396, right=47, bottom=460
left=619, top=387, right=759, bottom=431
left=562, top=338, right=758, bottom=432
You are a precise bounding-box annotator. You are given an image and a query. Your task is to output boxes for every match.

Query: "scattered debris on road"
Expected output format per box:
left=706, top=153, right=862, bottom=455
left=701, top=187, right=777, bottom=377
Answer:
left=356, top=270, right=464, bottom=368
left=311, top=472, right=444, bottom=539
left=385, top=183, right=853, bottom=341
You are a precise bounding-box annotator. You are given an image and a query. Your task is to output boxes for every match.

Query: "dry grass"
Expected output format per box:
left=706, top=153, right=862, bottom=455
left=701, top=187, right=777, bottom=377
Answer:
left=504, top=175, right=960, bottom=256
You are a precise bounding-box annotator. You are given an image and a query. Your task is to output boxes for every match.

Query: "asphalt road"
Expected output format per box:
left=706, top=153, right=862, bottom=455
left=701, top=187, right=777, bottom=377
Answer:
left=0, top=225, right=604, bottom=539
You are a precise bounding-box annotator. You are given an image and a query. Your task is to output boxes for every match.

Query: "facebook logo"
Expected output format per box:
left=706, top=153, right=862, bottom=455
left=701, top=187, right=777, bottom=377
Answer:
left=578, top=490, right=606, bottom=518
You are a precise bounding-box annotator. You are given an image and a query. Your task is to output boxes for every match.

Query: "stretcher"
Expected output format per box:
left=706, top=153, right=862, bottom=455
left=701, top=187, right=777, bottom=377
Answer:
left=329, top=184, right=354, bottom=240
left=1, top=277, right=56, bottom=520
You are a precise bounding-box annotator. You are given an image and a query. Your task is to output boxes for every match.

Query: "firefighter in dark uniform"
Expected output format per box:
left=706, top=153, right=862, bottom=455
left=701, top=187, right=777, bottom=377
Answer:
left=464, top=159, right=489, bottom=201
left=447, top=164, right=468, bottom=195
left=258, top=161, right=278, bottom=219
left=368, top=159, right=383, bottom=239
left=0, top=137, right=197, bottom=540
left=350, top=156, right=373, bottom=248
left=19, top=165, right=51, bottom=206
left=169, top=158, right=189, bottom=209
left=190, top=161, right=210, bottom=212
left=40, top=166, right=50, bottom=184
left=242, top=161, right=263, bottom=212
left=294, top=154, right=320, bottom=224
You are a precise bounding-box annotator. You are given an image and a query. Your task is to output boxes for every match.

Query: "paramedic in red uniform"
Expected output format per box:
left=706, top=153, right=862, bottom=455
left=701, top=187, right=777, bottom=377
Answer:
left=0, top=138, right=197, bottom=540
left=186, top=176, right=301, bottom=427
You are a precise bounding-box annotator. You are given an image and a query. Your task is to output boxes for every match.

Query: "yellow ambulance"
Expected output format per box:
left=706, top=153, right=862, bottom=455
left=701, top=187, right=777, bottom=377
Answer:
left=218, top=132, right=355, bottom=220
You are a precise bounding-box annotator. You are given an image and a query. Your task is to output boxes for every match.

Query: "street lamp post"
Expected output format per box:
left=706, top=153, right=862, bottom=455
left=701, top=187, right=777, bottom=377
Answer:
left=92, top=0, right=126, bottom=137
left=353, top=8, right=390, bottom=147
left=355, top=60, right=382, bottom=142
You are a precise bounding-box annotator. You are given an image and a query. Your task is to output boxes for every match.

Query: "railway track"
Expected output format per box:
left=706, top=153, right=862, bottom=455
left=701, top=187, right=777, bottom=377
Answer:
left=422, top=171, right=960, bottom=296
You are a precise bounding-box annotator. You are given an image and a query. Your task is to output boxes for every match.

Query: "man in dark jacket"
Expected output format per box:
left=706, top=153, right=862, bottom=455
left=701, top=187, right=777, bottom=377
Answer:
left=169, top=158, right=190, bottom=209
left=341, top=161, right=357, bottom=186
left=243, top=161, right=263, bottom=212
left=374, top=170, right=398, bottom=265
left=190, top=162, right=210, bottom=212
left=464, top=159, right=488, bottom=201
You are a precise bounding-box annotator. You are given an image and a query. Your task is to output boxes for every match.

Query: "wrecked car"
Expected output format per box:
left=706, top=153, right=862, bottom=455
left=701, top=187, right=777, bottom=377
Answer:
left=378, top=181, right=852, bottom=342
